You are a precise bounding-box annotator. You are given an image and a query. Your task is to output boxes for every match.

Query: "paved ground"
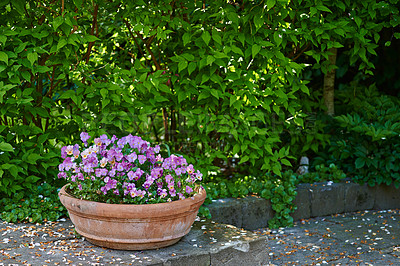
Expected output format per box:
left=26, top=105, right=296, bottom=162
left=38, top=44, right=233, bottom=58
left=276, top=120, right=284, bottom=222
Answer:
left=1, top=209, right=399, bottom=265
left=259, top=209, right=400, bottom=265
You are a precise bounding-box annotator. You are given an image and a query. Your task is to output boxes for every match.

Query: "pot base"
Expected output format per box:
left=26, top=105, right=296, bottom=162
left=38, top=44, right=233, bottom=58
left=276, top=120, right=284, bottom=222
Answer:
left=85, top=236, right=182, bottom=250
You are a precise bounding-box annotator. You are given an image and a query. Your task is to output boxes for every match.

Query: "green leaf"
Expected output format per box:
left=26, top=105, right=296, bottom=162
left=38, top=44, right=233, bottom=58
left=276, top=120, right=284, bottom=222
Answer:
left=0, top=142, right=13, bottom=152
left=188, top=62, right=196, bottom=75
left=274, top=31, right=282, bottom=46
left=231, top=45, right=244, bottom=56
left=252, top=44, right=261, bottom=58
left=85, top=35, right=99, bottom=42
left=100, top=88, right=108, bottom=99
left=27, top=153, right=43, bottom=164
left=206, top=55, right=215, bottom=65
left=202, top=31, right=211, bottom=45
left=0, top=51, right=8, bottom=65
left=316, top=5, right=332, bottom=13
left=272, top=164, right=281, bottom=176
left=212, top=29, right=222, bottom=45
left=12, top=0, right=25, bottom=15
left=354, top=17, right=362, bottom=28
left=27, top=52, right=38, bottom=66
left=239, top=155, right=249, bottom=164
left=53, top=16, right=64, bottom=31
left=59, top=90, right=75, bottom=99
left=183, top=32, right=191, bottom=46
left=181, top=53, right=194, bottom=61
left=73, top=0, right=83, bottom=9
left=355, top=158, right=365, bottom=169
left=57, top=38, right=68, bottom=51
left=266, top=0, right=276, bottom=10
left=0, top=35, right=6, bottom=45
left=254, top=15, right=264, bottom=30
left=210, top=89, right=219, bottom=99
left=15, top=42, right=27, bottom=54
left=178, top=60, right=188, bottom=72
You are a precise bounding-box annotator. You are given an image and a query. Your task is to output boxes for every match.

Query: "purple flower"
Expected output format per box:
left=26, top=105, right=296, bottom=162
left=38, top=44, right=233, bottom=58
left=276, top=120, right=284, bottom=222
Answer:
left=116, top=163, right=124, bottom=172
left=165, top=174, right=173, bottom=184
left=151, top=167, right=163, bottom=179
left=156, top=154, right=163, bottom=163
left=108, top=168, right=116, bottom=177
left=127, top=171, right=135, bottom=181
left=135, top=168, right=144, bottom=180
left=61, top=146, right=68, bottom=159
left=130, top=188, right=139, bottom=198
left=126, top=152, right=137, bottom=163
left=58, top=133, right=203, bottom=204
left=80, top=132, right=90, bottom=146
left=169, top=188, right=176, bottom=197
left=143, top=181, right=152, bottom=190
left=83, top=164, right=94, bottom=173
left=186, top=164, right=195, bottom=175
left=186, top=185, right=193, bottom=194
left=115, top=151, right=124, bottom=162
left=77, top=173, right=84, bottom=180
left=95, top=168, right=102, bottom=177
left=94, top=137, right=102, bottom=146
left=73, top=144, right=80, bottom=158
left=65, top=145, right=74, bottom=156
left=100, top=186, right=108, bottom=195
left=195, top=170, right=203, bottom=181
left=57, top=172, right=66, bottom=179
left=104, top=177, right=117, bottom=191
left=178, top=193, right=185, bottom=200
left=100, top=134, right=111, bottom=146
left=159, top=189, right=167, bottom=198
left=117, top=138, right=127, bottom=148
left=138, top=155, right=146, bottom=164
left=174, top=167, right=182, bottom=176
left=154, top=145, right=160, bottom=153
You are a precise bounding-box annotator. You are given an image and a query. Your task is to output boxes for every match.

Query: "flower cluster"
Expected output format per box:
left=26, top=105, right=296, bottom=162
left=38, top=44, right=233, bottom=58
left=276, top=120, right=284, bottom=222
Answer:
left=58, top=133, right=203, bottom=204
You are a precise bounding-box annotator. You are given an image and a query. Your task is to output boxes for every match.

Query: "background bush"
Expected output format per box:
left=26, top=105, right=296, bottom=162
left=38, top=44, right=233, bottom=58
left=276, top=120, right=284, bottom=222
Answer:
left=0, top=0, right=399, bottom=225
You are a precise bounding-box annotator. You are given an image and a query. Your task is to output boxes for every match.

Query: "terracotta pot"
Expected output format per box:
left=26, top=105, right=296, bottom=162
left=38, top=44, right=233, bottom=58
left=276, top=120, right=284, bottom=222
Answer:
left=58, top=185, right=206, bottom=250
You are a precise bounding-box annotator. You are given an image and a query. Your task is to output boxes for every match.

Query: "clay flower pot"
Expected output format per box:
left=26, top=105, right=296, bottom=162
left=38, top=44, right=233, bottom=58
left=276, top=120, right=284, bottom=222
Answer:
left=59, top=184, right=206, bottom=250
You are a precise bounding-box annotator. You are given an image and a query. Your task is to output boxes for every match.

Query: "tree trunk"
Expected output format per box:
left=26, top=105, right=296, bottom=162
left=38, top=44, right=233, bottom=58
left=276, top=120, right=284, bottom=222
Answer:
left=323, top=48, right=337, bottom=116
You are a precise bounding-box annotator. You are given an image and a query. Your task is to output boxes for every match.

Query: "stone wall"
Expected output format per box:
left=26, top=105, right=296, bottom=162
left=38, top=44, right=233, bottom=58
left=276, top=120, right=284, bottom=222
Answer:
left=206, top=182, right=400, bottom=230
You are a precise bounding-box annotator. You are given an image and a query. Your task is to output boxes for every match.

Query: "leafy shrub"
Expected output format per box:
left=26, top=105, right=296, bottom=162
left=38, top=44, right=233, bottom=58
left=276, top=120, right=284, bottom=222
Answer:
left=315, top=87, right=400, bottom=188
left=0, top=183, right=67, bottom=223
left=297, top=163, right=346, bottom=184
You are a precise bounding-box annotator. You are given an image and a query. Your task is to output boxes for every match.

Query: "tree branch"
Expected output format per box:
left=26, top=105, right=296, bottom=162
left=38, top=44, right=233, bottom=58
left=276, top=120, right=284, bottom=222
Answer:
left=124, top=19, right=145, bottom=58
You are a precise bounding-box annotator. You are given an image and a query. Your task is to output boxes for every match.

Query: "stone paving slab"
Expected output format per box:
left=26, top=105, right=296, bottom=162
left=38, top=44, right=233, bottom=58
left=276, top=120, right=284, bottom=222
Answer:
left=259, top=209, right=400, bottom=265
left=2, top=209, right=400, bottom=265
left=0, top=219, right=267, bottom=266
